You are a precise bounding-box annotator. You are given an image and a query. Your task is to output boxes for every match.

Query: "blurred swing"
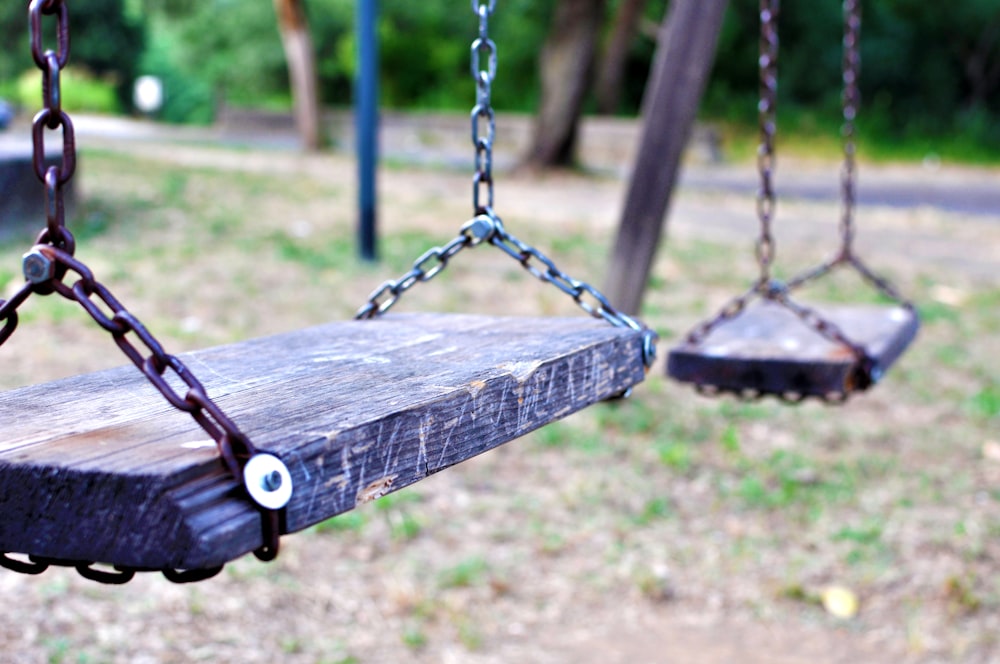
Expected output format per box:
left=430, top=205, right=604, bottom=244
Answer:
left=0, top=0, right=655, bottom=583
left=667, top=0, right=918, bottom=401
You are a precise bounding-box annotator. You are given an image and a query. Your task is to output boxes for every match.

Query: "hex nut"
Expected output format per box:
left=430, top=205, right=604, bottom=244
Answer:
left=22, top=250, right=55, bottom=285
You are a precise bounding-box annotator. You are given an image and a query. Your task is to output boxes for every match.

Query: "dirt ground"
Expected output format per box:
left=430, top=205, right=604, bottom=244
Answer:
left=1, top=113, right=999, bottom=663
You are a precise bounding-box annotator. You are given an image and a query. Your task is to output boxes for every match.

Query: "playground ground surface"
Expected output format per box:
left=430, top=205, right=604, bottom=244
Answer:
left=0, top=113, right=998, bottom=663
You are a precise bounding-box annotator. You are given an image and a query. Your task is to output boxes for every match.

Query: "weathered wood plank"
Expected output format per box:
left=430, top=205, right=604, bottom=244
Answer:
left=667, top=302, right=918, bottom=397
left=0, top=313, right=646, bottom=569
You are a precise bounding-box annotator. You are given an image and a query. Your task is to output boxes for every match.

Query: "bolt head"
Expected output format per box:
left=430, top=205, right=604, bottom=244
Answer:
left=243, top=454, right=293, bottom=510
left=22, top=250, right=54, bottom=285
left=263, top=470, right=283, bottom=492
left=463, top=215, right=497, bottom=243
left=642, top=331, right=658, bottom=367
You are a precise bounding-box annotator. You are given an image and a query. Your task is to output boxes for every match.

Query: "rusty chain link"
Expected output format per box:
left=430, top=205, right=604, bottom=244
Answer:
left=0, top=0, right=287, bottom=584
left=357, top=0, right=657, bottom=368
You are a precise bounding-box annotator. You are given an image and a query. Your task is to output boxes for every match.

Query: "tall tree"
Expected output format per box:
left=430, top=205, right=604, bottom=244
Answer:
left=273, top=0, right=321, bottom=151
left=604, top=0, right=728, bottom=314
left=524, top=0, right=606, bottom=168
left=594, top=0, right=652, bottom=115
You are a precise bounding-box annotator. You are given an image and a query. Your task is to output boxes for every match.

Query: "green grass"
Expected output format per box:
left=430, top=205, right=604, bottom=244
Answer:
left=314, top=511, right=367, bottom=534
left=437, top=556, right=490, bottom=589
left=969, top=386, right=1000, bottom=420
left=706, top=106, right=1000, bottom=166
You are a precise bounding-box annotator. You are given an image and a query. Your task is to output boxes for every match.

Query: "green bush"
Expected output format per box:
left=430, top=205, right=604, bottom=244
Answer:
left=15, top=67, right=119, bottom=114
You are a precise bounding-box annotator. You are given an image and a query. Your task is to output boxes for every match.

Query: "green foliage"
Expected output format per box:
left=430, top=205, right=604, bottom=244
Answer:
left=166, top=0, right=289, bottom=109
left=970, top=386, right=1000, bottom=419
left=15, top=67, right=119, bottom=114
left=4, top=0, right=998, bottom=157
left=632, top=496, right=673, bottom=525
left=706, top=1, right=1000, bottom=152
left=437, top=556, right=489, bottom=589
left=401, top=624, right=429, bottom=650
left=313, top=510, right=367, bottom=534
left=137, top=17, right=215, bottom=123
left=732, top=451, right=857, bottom=514
left=0, top=0, right=144, bottom=112
left=129, top=0, right=554, bottom=114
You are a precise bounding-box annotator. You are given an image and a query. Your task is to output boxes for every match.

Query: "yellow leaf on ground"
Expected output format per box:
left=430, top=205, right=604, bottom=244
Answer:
left=821, top=585, right=859, bottom=619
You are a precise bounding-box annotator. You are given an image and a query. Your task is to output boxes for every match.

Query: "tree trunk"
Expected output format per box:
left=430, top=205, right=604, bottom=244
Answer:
left=595, top=0, right=652, bottom=115
left=274, top=0, right=322, bottom=151
left=963, top=22, right=1000, bottom=107
left=603, top=0, right=728, bottom=315
left=524, top=0, right=606, bottom=168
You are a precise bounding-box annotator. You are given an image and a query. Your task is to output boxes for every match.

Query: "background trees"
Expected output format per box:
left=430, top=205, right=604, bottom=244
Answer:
left=1, top=1, right=997, bottom=156
left=0, top=0, right=144, bottom=112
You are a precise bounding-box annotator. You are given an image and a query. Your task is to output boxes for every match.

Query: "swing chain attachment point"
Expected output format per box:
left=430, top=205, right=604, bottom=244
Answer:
left=356, top=0, right=657, bottom=370
left=356, top=212, right=657, bottom=370
left=673, top=0, right=903, bottom=403
left=0, top=0, right=288, bottom=585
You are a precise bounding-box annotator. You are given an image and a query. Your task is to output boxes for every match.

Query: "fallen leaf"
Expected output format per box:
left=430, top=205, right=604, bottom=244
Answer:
left=821, top=585, right=859, bottom=619
left=930, top=284, right=968, bottom=307
left=982, top=440, right=1000, bottom=463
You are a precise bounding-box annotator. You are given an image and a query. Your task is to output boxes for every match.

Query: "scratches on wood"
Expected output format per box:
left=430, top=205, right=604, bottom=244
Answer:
left=0, top=313, right=647, bottom=569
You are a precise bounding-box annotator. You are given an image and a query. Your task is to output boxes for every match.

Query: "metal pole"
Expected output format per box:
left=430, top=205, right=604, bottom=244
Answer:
left=356, top=0, right=379, bottom=261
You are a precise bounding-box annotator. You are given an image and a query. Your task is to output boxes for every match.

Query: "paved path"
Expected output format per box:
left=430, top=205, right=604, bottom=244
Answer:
left=4, top=111, right=997, bottom=283
left=5, top=111, right=996, bottom=217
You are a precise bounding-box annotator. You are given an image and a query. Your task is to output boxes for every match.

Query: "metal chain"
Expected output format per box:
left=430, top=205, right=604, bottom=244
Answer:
left=356, top=0, right=657, bottom=368
left=754, top=0, right=779, bottom=286
left=0, top=0, right=286, bottom=584
left=839, top=0, right=860, bottom=259
left=784, top=0, right=914, bottom=309
left=686, top=0, right=780, bottom=345
left=683, top=0, right=880, bottom=400
left=355, top=216, right=495, bottom=318
left=471, top=0, right=497, bottom=216
left=784, top=0, right=859, bottom=290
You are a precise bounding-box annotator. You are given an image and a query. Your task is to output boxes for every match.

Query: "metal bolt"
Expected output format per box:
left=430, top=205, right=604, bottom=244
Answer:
left=463, top=215, right=497, bottom=244
left=22, top=250, right=54, bottom=285
left=262, top=470, right=283, bottom=492
left=763, top=279, right=788, bottom=299
left=642, top=330, right=659, bottom=368
left=243, top=454, right=293, bottom=510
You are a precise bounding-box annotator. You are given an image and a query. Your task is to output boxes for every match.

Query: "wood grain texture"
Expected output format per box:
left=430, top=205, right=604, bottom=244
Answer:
left=667, top=302, right=918, bottom=396
left=0, top=314, right=647, bottom=569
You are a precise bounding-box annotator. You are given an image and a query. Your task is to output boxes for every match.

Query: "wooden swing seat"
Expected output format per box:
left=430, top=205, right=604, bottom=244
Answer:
left=667, top=301, right=918, bottom=398
left=0, top=313, right=646, bottom=571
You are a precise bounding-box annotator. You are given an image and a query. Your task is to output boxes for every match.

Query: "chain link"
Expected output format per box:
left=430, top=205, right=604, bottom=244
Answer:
left=785, top=0, right=913, bottom=308
left=357, top=0, right=656, bottom=367
left=0, top=0, right=284, bottom=583
left=355, top=217, right=493, bottom=318
left=839, top=0, right=860, bottom=258
left=755, top=0, right=779, bottom=282
left=470, top=0, right=497, bottom=215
